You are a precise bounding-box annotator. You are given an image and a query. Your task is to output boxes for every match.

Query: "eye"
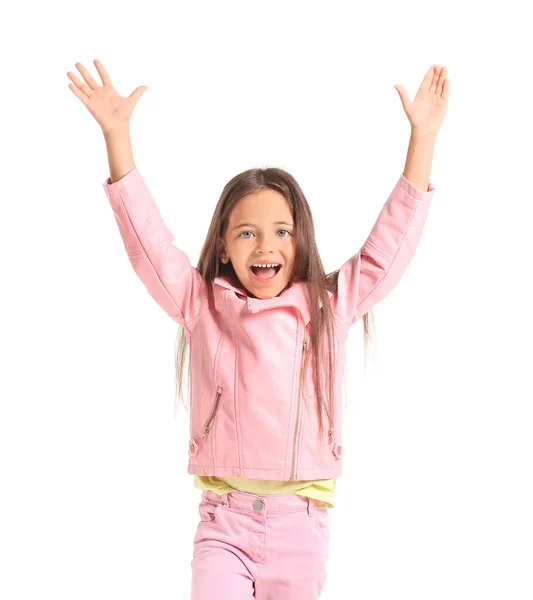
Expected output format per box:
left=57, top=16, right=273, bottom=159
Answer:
left=238, top=229, right=292, bottom=239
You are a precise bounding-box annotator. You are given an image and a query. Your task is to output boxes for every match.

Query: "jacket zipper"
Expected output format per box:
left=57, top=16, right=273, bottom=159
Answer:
left=203, top=385, right=223, bottom=441
left=290, top=337, right=308, bottom=480
left=245, top=302, right=313, bottom=480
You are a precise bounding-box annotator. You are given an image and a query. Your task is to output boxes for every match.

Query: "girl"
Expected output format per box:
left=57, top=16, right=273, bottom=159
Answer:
left=67, top=60, right=449, bottom=599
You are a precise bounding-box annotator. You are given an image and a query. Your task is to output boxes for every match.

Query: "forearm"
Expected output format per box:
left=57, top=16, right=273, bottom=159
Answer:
left=402, top=128, right=437, bottom=192
left=103, top=127, right=135, bottom=184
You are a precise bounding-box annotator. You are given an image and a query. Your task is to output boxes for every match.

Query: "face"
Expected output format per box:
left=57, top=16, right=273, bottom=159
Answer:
left=220, top=188, right=296, bottom=299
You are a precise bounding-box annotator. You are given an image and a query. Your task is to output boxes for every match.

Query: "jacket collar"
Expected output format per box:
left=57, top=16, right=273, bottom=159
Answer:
left=212, top=273, right=333, bottom=325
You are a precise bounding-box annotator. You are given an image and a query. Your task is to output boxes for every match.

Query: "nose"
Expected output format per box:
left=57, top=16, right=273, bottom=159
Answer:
left=255, top=234, right=276, bottom=253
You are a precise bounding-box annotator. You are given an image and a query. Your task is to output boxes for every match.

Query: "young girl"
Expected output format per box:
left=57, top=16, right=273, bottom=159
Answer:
left=68, top=60, right=449, bottom=599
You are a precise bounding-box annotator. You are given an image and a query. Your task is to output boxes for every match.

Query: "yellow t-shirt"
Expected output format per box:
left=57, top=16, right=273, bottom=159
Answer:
left=194, top=475, right=336, bottom=508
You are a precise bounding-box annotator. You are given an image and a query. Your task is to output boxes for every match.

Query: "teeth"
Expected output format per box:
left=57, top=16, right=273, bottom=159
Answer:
left=252, top=263, right=280, bottom=268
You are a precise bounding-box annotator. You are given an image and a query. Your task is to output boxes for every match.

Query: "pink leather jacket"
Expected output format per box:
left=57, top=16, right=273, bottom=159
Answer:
left=102, top=168, right=434, bottom=481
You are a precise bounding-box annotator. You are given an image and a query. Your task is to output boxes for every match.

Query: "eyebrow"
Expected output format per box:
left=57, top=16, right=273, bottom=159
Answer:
left=232, top=221, right=294, bottom=231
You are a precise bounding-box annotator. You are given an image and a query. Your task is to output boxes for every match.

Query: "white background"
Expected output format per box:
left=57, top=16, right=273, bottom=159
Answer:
left=1, top=1, right=532, bottom=598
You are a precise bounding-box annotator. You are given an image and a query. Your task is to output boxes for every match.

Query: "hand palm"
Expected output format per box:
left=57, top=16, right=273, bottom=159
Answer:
left=394, top=64, right=450, bottom=136
left=67, top=60, right=148, bottom=132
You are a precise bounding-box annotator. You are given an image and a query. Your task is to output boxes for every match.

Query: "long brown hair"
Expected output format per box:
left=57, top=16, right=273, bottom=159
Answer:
left=174, top=166, right=374, bottom=442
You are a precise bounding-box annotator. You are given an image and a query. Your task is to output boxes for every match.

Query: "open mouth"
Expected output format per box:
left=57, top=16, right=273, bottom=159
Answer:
left=249, top=264, right=282, bottom=282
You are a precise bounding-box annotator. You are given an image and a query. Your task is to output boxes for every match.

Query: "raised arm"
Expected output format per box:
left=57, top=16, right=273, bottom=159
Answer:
left=331, top=173, right=434, bottom=326
left=68, top=59, right=208, bottom=327
left=332, top=64, right=449, bottom=326
left=102, top=162, right=208, bottom=327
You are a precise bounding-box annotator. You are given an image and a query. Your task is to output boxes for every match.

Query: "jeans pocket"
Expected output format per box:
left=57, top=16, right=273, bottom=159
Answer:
left=315, top=505, right=329, bottom=532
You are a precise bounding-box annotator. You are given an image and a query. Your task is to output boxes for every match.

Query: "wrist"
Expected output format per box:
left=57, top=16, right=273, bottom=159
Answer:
left=103, top=125, right=131, bottom=141
left=410, top=126, right=438, bottom=140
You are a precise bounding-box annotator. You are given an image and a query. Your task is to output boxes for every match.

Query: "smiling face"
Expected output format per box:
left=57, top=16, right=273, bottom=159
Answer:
left=220, top=187, right=296, bottom=299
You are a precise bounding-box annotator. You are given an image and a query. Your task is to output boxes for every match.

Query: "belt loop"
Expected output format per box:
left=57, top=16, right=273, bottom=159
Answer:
left=307, top=497, right=314, bottom=517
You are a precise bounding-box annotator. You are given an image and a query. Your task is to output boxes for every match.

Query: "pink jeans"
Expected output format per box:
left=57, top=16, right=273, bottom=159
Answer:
left=191, top=489, right=330, bottom=599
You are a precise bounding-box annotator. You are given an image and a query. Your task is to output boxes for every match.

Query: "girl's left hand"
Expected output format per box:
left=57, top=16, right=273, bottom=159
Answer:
left=394, top=64, right=450, bottom=137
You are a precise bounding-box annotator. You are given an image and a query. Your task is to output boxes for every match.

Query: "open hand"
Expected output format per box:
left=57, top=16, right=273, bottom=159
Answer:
left=394, top=64, right=450, bottom=137
left=67, top=59, right=148, bottom=134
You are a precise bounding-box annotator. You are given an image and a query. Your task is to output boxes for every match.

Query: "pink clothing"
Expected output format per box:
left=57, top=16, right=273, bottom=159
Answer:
left=102, top=169, right=435, bottom=482
left=191, top=489, right=329, bottom=599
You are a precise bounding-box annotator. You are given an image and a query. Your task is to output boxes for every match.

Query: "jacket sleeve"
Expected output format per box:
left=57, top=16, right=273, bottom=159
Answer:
left=102, top=167, right=208, bottom=327
left=331, top=173, right=435, bottom=326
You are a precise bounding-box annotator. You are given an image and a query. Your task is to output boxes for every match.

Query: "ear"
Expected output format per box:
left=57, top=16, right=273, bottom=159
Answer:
left=219, top=242, right=229, bottom=264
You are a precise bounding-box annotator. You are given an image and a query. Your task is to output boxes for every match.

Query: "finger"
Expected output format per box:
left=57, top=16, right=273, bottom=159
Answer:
left=436, top=66, right=447, bottom=97
left=429, top=65, right=441, bottom=94
left=75, top=62, right=100, bottom=90
left=129, top=85, right=148, bottom=106
left=68, top=83, right=89, bottom=107
left=394, top=84, right=411, bottom=110
left=67, top=71, right=93, bottom=97
left=93, top=59, right=114, bottom=88
left=442, top=77, right=450, bottom=102
left=420, top=64, right=437, bottom=92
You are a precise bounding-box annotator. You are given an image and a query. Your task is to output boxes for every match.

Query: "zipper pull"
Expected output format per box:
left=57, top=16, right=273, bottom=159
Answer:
left=203, top=426, right=210, bottom=441
left=303, top=338, right=308, bottom=352
left=328, top=429, right=333, bottom=444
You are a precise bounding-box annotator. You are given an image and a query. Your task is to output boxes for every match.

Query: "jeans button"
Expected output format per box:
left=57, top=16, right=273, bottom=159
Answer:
left=253, top=499, right=264, bottom=511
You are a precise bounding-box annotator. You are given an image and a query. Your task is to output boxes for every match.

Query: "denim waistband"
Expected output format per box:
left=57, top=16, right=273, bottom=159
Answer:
left=201, top=488, right=327, bottom=516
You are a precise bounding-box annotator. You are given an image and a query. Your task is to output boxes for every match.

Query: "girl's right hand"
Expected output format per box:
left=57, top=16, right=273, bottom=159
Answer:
left=67, top=59, right=148, bottom=134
